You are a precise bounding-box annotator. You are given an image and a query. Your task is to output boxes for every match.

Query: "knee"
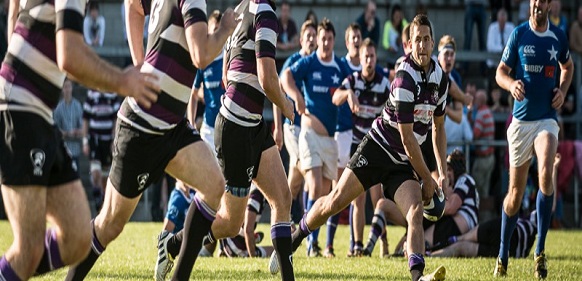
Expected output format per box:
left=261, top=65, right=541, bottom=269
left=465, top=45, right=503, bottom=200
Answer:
left=221, top=222, right=242, bottom=238
left=406, top=203, right=423, bottom=226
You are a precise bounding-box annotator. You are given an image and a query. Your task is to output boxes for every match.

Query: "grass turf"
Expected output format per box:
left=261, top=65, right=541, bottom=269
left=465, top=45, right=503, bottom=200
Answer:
left=1, top=221, right=581, bottom=280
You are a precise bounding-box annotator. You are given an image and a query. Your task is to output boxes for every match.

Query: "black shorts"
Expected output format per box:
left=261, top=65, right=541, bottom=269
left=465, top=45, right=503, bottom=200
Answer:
left=0, top=111, right=78, bottom=186
left=421, top=129, right=437, bottom=173
left=476, top=218, right=518, bottom=257
left=109, top=118, right=202, bottom=198
left=89, top=136, right=112, bottom=167
left=426, top=215, right=461, bottom=248
left=214, top=114, right=275, bottom=189
left=347, top=135, right=417, bottom=201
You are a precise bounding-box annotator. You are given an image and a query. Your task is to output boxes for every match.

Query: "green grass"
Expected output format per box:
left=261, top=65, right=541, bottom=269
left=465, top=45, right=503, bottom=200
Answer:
left=1, top=221, right=581, bottom=280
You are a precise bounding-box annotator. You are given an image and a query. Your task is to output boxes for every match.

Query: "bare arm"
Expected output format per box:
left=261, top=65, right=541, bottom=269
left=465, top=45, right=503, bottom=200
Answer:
left=185, top=9, right=237, bottom=69
left=125, top=0, right=146, bottom=65
left=187, top=87, right=199, bottom=126
left=7, top=0, right=19, bottom=43
left=446, top=102, right=462, bottom=124
left=444, top=193, right=462, bottom=215
left=554, top=58, right=574, bottom=109
left=257, top=57, right=294, bottom=121
left=449, top=79, right=471, bottom=106
left=272, top=103, right=283, bottom=150
left=432, top=114, right=448, bottom=188
left=244, top=210, right=258, bottom=257
left=280, top=68, right=304, bottom=115
left=332, top=88, right=351, bottom=105
left=496, top=61, right=525, bottom=101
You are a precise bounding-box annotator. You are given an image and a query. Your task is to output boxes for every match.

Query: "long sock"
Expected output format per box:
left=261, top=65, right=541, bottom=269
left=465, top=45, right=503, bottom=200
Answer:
left=0, top=256, right=22, bottom=281
left=365, top=210, right=386, bottom=253
left=34, top=228, right=65, bottom=275
left=306, top=200, right=320, bottom=246
left=536, top=190, right=554, bottom=255
left=499, top=209, right=518, bottom=268
left=348, top=204, right=355, bottom=253
left=167, top=231, right=183, bottom=259
left=326, top=214, right=340, bottom=248
left=291, top=216, right=312, bottom=251
left=408, top=253, right=425, bottom=281
left=171, top=195, right=215, bottom=281
left=272, top=222, right=295, bottom=281
left=65, top=221, right=105, bottom=281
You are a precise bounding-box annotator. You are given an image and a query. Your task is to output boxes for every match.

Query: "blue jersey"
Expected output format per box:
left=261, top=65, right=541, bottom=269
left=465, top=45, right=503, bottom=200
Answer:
left=502, top=21, right=570, bottom=121
left=280, top=52, right=305, bottom=126
left=290, top=52, right=351, bottom=136
left=194, top=54, right=225, bottom=128
left=337, top=56, right=362, bottom=132
left=165, top=187, right=196, bottom=233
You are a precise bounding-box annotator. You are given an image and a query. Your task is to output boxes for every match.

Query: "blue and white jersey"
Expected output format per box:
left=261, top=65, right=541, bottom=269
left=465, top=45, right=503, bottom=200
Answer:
left=118, top=0, right=208, bottom=134
left=290, top=52, right=351, bottom=136
left=166, top=187, right=196, bottom=233
left=280, top=51, right=305, bottom=126
left=0, top=0, right=87, bottom=125
left=221, top=0, right=278, bottom=127
left=336, top=56, right=361, bottom=132
left=194, top=53, right=224, bottom=128
left=502, top=21, right=570, bottom=121
left=370, top=55, right=448, bottom=164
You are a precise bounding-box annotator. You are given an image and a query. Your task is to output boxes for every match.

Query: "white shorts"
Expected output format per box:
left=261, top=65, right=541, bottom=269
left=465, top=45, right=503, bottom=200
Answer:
left=299, top=127, right=338, bottom=181
left=334, top=129, right=353, bottom=168
left=283, top=123, right=301, bottom=166
left=507, top=118, right=559, bottom=167
left=200, top=122, right=216, bottom=155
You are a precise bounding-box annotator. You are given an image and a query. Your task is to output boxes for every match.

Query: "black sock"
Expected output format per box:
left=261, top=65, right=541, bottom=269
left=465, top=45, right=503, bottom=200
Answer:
left=167, top=230, right=183, bottom=259
left=291, top=216, right=311, bottom=252
left=65, top=221, right=105, bottom=281
left=171, top=195, right=215, bottom=281
left=272, top=222, right=295, bottom=281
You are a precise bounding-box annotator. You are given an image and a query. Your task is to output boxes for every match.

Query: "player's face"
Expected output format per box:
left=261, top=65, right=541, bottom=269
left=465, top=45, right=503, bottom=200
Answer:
left=360, top=46, right=376, bottom=74
left=530, top=0, right=550, bottom=25
left=346, top=29, right=362, bottom=57
left=301, top=27, right=317, bottom=54
left=318, top=29, right=335, bottom=56
left=410, top=25, right=433, bottom=70
left=446, top=165, right=455, bottom=186
left=438, top=48, right=455, bottom=74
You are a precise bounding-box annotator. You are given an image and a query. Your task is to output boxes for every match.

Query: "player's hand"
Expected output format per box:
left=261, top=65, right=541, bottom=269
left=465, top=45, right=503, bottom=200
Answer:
left=552, top=88, right=564, bottom=109
left=282, top=97, right=295, bottom=123
left=221, top=8, right=240, bottom=33
left=421, top=178, right=437, bottom=205
left=463, top=93, right=473, bottom=107
left=118, top=65, right=160, bottom=109
left=273, top=127, right=283, bottom=151
left=437, top=174, right=448, bottom=195
left=347, top=91, right=360, bottom=113
left=510, top=80, right=525, bottom=101
left=295, top=96, right=306, bottom=115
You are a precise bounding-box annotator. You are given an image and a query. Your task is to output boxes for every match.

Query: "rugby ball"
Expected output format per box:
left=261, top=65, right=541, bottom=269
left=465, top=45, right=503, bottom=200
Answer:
left=423, top=190, right=446, bottom=222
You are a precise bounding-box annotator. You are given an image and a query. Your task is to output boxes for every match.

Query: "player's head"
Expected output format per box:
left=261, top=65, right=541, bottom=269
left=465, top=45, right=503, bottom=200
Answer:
left=62, top=78, right=73, bottom=100
left=447, top=149, right=466, bottom=181
left=359, top=38, right=376, bottom=75
left=401, top=24, right=411, bottom=55
left=317, top=18, right=335, bottom=57
left=437, top=35, right=456, bottom=74
left=88, top=1, right=100, bottom=19
left=531, top=0, right=551, bottom=26
left=280, top=0, right=291, bottom=21
left=409, top=14, right=434, bottom=70
left=345, top=23, right=362, bottom=58
left=208, top=10, right=222, bottom=34
left=300, top=20, right=317, bottom=54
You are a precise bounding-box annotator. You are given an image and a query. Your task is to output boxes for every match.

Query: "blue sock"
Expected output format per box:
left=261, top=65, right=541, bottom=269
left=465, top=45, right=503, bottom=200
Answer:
left=499, top=209, right=518, bottom=268
left=307, top=200, right=320, bottom=245
left=349, top=204, right=355, bottom=252
left=326, top=214, right=340, bottom=248
left=536, top=190, right=554, bottom=255
left=302, top=191, right=308, bottom=214
left=0, top=256, right=21, bottom=281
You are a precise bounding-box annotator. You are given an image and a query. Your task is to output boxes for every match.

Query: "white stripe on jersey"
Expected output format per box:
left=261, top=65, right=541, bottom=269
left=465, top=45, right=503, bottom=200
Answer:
left=9, top=33, right=66, bottom=88
left=141, top=63, right=191, bottom=103
left=0, top=79, right=54, bottom=123
left=226, top=70, right=266, bottom=96
left=181, top=0, right=206, bottom=18
left=357, top=104, right=383, bottom=119
left=256, top=28, right=277, bottom=45
left=89, top=119, right=114, bottom=130
left=249, top=2, right=274, bottom=15
left=160, top=25, right=189, bottom=51
left=241, top=40, right=255, bottom=51
left=220, top=96, right=262, bottom=126
left=391, top=87, right=415, bottom=103
left=117, top=112, right=165, bottom=135
left=126, top=97, right=175, bottom=130
left=28, top=3, right=56, bottom=22
left=54, top=0, right=85, bottom=15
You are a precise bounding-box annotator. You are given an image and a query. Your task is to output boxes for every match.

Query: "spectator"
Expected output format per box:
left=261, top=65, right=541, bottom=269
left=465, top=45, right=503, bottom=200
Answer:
left=486, top=8, right=515, bottom=69
left=464, top=0, right=487, bottom=52
left=517, top=0, right=529, bottom=24
left=468, top=89, right=495, bottom=199
left=490, top=87, right=511, bottom=112
left=445, top=112, right=473, bottom=155
left=381, top=4, right=408, bottom=56
left=305, top=9, right=318, bottom=26
left=569, top=6, right=582, bottom=55
left=356, top=0, right=380, bottom=47
left=53, top=79, right=84, bottom=171
left=83, top=1, right=105, bottom=46
left=277, top=1, right=299, bottom=52
left=490, top=0, right=512, bottom=22
left=549, top=0, right=568, bottom=34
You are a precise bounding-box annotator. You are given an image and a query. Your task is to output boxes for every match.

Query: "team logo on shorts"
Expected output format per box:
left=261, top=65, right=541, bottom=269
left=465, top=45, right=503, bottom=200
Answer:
left=246, top=166, right=255, bottom=182
left=30, top=149, right=46, bottom=176
left=355, top=155, right=368, bottom=168
left=137, top=173, right=150, bottom=190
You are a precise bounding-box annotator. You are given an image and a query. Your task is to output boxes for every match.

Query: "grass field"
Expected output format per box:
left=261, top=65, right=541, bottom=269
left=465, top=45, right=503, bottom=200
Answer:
left=1, top=221, right=581, bottom=280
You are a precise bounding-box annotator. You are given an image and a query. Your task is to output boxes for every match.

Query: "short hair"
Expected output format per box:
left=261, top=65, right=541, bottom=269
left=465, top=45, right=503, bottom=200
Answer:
left=359, top=38, right=376, bottom=52
left=88, top=1, right=99, bottom=11
left=300, top=20, right=317, bottom=36
left=402, top=24, right=411, bottom=42
left=409, top=14, right=433, bottom=41
left=208, top=10, right=222, bottom=23
left=318, top=18, right=335, bottom=37
left=438, top=35, right=456, bottom=53
left=344, top=23, right=361, bottom=42
left=447, top=149, right=466, bottom=178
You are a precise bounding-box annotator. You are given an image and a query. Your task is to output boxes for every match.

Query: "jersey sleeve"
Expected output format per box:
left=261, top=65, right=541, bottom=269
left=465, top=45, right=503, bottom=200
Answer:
left=558, top=30, right=571, bottom=64
left=254, top=2, right=278, bottom=59
left=180, top=0, right=207, bottom=29
left=339, top=74, right=355, bottom=90
left=290, top=56, right=310, bottom=84
left=55, top=0, right=86, bottom=33
left=434, top=71, right=449, bottom=117
left=390, top=70, right=415, bottom=123
left=501, top=28, right=519, bottom=68
left=193, top=69, right=203, bottom=89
